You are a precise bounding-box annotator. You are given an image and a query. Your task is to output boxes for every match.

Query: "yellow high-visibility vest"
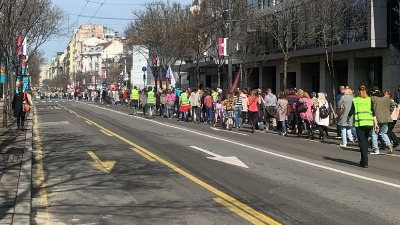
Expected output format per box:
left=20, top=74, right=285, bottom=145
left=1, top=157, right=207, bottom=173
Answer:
left=353, top=97, right=373, bottom=127
left=130, top=89, right=139, bottom=100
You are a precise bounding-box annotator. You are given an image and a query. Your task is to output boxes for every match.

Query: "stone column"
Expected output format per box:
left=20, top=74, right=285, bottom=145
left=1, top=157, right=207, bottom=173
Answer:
left=348, top=53, right=355, bottom=89
left=319, top=56, right=326, bottom=93
left=259, top=65, right=263, bottom=89
left=276, top=68, right=281, bottom=94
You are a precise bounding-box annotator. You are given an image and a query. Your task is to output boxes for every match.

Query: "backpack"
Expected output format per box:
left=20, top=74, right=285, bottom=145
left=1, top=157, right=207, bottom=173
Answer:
left=319, top=103, right=329, bottom=119
left=226, top=100, right=234, bottom=111
left=296, top=99, right=308, bottom=113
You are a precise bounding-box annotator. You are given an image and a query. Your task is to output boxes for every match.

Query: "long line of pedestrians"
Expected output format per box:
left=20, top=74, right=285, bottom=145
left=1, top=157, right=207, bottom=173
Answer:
left=70, top=84, right=400, bottom=169
left=127, top=84, right=400, bottom=167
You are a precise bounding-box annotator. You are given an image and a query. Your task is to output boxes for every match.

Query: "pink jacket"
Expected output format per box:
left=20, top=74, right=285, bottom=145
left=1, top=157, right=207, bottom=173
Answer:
left=293, top=98, right=314, bottom=121
left=166, top=93, right=175, bottom=103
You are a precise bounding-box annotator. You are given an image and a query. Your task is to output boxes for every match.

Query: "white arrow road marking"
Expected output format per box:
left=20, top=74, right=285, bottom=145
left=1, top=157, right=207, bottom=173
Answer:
left=210, top=127, right=248, bottom=136
left=190, top=146, right=249, bottom=168
left=74, top=101, right=400, bottom=189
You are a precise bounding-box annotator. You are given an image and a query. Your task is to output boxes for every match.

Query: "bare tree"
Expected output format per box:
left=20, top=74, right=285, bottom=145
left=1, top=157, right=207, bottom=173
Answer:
left=125, top=1, right=192, bottom=89
left=230, top=1, right=264, bottom=89
left=256, top=0, right=313, bottom=90
left=27, top=50, right=46, bottom=86
left=312, top=0, right=369, bottom=107
left=396, top=0, right=400, bottom=25
left=0, top=0, right=64, bottom=127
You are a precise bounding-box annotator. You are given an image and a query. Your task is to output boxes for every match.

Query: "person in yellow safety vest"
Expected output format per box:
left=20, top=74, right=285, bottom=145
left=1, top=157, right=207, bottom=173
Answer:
left=179, top=88, right=190, bottom=122
left=130, top=86, right=140, bottom=115
left=211, top=89, right=219, bottom=102
left=347, top=85, right=374, bottom=168
left=146, top=86, right=156, bottom=119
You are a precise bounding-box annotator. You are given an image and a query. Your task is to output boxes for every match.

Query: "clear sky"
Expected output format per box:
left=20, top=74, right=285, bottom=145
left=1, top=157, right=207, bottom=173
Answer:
left=41, top=0, right=192, bottom=63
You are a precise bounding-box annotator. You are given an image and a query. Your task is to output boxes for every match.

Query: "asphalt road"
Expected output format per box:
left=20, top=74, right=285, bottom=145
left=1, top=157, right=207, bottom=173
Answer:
left=31, top=99, right=400, bottom=225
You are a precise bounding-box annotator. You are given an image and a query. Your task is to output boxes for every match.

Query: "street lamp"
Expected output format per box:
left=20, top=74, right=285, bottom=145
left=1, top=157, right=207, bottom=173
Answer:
left=227, top=0, right=232, bottom=88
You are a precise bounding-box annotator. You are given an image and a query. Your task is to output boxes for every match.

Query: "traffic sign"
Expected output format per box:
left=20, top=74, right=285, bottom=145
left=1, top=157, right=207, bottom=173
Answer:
left=142, top=67, right=147, bottom=72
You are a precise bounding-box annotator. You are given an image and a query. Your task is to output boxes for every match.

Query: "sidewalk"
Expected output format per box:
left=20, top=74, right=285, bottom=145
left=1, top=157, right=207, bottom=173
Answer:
left=0, top=113, right=33, bottom=225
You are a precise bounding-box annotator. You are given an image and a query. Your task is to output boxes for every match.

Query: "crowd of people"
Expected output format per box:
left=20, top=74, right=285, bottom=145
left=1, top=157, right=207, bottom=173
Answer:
left=37, top=83, right=399, bottom=169
left=123, top=84, right=399, bottom=168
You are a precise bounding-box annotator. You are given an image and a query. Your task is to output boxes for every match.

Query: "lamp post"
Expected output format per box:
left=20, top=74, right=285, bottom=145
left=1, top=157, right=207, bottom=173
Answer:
left=124, top=56, right=128, bottom=88
left=227, top=0, right=232, bottom=88
left=143, top=72, right=146, bottom=89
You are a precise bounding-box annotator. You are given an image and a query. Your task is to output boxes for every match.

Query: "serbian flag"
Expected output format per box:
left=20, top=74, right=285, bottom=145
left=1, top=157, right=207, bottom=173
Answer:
left=17, top=35, right=27, bottom=56
left=218, top=38, right=228, bottom=56
left=21, top=56, right=27, bottom=68
left=153, top=54, right=159, bottom=67
left=17, top=35, right=23, bottom=55
left=91, top=75, right=95, bottom=83
left=230, top=69, right=241, bottom=93
left=22, top=37, right=27, bottom=56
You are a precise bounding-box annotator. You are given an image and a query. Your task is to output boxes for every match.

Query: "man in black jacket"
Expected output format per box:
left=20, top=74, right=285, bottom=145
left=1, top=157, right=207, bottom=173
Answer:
left=12, top=87, right=25, bottom=131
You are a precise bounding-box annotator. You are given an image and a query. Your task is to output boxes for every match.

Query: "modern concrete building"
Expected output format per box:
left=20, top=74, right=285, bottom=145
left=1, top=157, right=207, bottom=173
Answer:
left=244, top=0, right=400, bottom=96
left=188, top=0, right=400, bottom=98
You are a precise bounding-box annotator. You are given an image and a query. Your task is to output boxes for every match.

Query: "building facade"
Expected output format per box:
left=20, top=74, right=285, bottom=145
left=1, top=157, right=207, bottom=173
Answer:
left=188, top=0, right=400, bottom=98
left=47, top=24, right=134, bottom=89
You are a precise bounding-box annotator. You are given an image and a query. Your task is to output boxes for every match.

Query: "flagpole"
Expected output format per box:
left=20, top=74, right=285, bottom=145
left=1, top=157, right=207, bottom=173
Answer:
left=166, top=78, right=169, bottom=90
left=240, top=64, right=242, bottom=89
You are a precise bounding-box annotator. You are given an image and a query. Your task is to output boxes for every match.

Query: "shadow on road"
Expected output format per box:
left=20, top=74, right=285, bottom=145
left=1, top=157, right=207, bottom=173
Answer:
left=323, top=156, right=359, bottom=167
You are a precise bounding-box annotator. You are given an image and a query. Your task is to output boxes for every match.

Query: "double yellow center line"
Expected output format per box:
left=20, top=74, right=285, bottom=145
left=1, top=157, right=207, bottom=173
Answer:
left=62, top=105, right=282, bottom=225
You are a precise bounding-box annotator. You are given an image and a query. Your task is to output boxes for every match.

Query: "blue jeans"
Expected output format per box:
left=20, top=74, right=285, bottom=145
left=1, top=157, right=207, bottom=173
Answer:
left=279, top=121, right=286, bottom=134
left=234, top=106, right=242, bottom=128
left=161, top=104, right=166, bottom=116
left=341, top=126, right=354, bottom=145
left=167, top=108, right=174, bottom=118
left=174, top=102, right=180, bottom=115
left=371, top=123, right=390, bottom=151
left=205, top=107, right=213, bottom=123
left=147, top=105, right=154, bottom=117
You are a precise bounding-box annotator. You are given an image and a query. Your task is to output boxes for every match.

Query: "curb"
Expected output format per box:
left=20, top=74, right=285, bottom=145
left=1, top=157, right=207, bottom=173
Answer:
left=12, top=113, right=32, bottom=225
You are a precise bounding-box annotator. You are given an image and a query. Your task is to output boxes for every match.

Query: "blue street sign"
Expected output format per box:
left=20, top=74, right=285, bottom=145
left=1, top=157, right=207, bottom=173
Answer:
left=142, top=67, right=147, bottom=72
